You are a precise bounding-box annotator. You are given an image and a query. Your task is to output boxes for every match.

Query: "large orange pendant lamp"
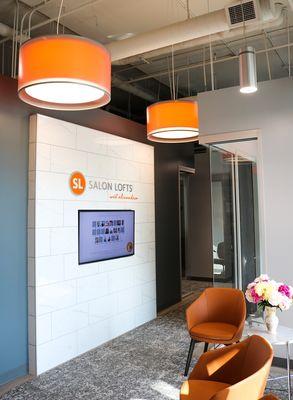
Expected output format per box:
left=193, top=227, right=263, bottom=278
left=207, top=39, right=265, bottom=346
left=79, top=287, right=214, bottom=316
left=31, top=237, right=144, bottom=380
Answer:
left=146, top=100, right=199, bottom=143
left=18, top=35, right=111, bottom=110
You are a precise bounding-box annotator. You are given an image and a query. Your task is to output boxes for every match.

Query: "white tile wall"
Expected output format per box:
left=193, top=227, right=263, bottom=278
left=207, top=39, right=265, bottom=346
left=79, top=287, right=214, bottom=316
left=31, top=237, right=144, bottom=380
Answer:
left=36, top=313, right=52, bottom=345
left=36, top=143, right=51, bottom=171
left=51, top=303, right=88, bottom=339
left=51, top=146, right=87, bottom=174
left=88, top=294, right=117, bottom=324
left=76, top=273, right=108, bottom=303
left=77, top=318, right=110, bottom=355
left=50, top=227, right=77, bottom=255
left=35, top=255, right=64, bottom=286
left=35, top=200, right=63, bottom=228
left=28, top=114, right=156, bottom=375
left=37, top=333, right=77, bottom=374
left=35, top=228, right=51, bottom=257
left=76, top=126, right=108, bottom=155
left=36, top=280, right=77, bottom=315
left=87, top=152, right=116, bottom=179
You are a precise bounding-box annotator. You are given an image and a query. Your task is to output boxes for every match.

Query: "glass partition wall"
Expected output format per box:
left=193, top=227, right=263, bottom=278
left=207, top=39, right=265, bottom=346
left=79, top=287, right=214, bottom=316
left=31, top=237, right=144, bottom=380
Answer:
left=210, top=143, right=260, bottom=307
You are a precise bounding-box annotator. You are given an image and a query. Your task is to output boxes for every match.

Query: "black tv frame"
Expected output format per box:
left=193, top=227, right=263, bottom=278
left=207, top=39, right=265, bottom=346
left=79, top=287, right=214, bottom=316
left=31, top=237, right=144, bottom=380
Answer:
left=78, top=209, right=135, bottom=265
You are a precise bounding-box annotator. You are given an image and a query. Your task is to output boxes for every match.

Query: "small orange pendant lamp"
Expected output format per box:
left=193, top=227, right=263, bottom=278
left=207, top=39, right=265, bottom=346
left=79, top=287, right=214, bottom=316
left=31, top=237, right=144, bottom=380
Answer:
left=146, top=100, right=199, bottom=143
left=18, top=35, right=111, bottom=110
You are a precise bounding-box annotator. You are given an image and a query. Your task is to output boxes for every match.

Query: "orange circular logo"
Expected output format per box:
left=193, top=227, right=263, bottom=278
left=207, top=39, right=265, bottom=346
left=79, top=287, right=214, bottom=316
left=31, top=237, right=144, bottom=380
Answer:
left=70, top=171, right=86, bottom=195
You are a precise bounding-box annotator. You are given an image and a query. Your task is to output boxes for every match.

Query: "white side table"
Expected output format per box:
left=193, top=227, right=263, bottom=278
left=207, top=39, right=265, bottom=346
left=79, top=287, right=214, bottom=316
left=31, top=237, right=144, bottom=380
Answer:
left=244, top=322, right=293, bottom=400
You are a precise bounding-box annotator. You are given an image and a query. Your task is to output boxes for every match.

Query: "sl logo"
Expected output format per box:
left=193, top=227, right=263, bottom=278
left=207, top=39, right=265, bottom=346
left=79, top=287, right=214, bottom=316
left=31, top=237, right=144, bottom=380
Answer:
left=70, top=171, right=86, bottom=195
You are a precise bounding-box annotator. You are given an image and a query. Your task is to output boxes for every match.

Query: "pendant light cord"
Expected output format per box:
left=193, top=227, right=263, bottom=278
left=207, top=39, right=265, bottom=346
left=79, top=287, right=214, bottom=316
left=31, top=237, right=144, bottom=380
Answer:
left=186, top=0, right=190, bottom=19
left=287, top=9, right=291, bottom=78
left=207, top=0, right=214, bottom=91
left=56, top=0, right=64, bottom=35
left=240, top=0, right=247, bottom=46
left=171, top=44, right=176, bottom=100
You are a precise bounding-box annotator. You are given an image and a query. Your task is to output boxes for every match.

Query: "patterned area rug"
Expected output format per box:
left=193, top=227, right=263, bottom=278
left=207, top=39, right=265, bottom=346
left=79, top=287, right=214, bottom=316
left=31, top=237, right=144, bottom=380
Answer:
left=0, top=304, right=288, bottom=399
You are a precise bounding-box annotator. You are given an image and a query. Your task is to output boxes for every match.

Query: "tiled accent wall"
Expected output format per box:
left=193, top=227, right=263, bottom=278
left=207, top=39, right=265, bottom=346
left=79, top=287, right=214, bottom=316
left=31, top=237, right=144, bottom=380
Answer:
left=28, top=114, right=156, bottom=375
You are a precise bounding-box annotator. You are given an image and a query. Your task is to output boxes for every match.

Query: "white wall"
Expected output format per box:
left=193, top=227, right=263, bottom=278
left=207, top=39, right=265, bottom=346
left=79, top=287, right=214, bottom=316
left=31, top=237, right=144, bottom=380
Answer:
left=28, top=114, right=156, bottom=375
left=198, top=77, right=293, bottom=333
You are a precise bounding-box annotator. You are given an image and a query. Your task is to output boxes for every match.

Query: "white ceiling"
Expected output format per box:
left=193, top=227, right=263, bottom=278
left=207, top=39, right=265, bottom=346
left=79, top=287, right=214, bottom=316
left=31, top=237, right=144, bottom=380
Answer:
left=21, top=0, right=234, bottom=43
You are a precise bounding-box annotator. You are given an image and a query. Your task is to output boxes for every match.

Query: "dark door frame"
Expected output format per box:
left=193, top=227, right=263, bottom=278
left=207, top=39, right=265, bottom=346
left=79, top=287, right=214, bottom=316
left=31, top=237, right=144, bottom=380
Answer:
left=178, top=165, right=196, bottom=300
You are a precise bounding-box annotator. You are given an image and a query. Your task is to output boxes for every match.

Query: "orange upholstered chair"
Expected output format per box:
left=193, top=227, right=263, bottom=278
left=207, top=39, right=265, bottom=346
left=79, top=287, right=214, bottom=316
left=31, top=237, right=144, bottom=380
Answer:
left=185, top=287, right=246, bottom=376
left=180, top=335, right=273, bottom=400
left=259, top=396, right=280, bottom=400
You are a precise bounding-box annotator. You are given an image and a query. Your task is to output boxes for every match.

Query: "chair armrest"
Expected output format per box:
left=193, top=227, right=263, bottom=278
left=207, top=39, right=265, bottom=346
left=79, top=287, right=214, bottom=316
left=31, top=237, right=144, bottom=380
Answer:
left=186, top=292, right=208, bottom=332
left=231, top=295, right=247, bottom=342
left=211, top=370, right=268, bottom=400
left=189, top=344, right=244, bottom=380
left=231, top=318, right=245, bottom=342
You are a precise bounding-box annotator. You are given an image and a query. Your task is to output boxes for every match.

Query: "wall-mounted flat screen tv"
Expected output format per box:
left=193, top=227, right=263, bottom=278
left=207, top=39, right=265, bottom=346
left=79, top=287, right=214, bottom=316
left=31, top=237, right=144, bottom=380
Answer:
left=78, top=210, right=135, bottom=265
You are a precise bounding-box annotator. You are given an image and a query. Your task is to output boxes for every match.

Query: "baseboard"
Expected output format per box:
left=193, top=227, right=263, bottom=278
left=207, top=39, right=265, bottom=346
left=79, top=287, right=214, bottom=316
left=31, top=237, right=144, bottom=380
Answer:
left=184, top=276, right=213, bottom=282
left=0, top=374, right=33, bottom=396
left=273, top=357, right=293, bottom=369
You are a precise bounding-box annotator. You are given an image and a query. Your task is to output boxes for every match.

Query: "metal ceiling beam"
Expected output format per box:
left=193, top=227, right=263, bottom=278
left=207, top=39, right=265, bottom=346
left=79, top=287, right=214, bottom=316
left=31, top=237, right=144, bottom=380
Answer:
left=111, top=76, right=157, bottom=102
left=0, top=0, right=105, bottom=45
left=125, top=41, right=293, bottom=84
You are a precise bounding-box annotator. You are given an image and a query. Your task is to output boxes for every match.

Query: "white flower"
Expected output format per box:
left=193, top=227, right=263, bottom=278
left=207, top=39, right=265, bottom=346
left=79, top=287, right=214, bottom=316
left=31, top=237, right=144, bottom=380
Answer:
left=268, top=291, right=281, bottom=307
left=279, top=296, right=292, bottom=311
left=245, top=289, right=254, bottom=303
left=254, top=274, right=270, bottom=283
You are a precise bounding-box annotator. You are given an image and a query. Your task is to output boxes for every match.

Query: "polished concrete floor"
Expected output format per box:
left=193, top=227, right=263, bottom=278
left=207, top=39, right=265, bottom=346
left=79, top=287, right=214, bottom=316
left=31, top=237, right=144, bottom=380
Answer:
left=1, top=297, right=288, bottom=400
left=181, top=279, right=212, bottom=298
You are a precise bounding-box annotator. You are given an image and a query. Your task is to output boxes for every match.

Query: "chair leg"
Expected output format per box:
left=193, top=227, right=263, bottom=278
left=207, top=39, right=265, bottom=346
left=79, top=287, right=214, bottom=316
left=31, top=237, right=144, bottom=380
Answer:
left=184, top=338, right=196, bottom=377
left=204, top=342, right=209, bottom=353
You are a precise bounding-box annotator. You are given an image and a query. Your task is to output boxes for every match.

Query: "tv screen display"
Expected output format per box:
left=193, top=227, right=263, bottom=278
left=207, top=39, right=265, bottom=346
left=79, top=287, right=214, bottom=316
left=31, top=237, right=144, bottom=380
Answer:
left=78, top=210, right=135, bottom=265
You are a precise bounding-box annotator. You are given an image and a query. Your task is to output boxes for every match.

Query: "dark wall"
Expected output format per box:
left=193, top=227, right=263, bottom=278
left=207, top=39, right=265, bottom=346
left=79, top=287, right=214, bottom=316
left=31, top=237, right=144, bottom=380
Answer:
left=186, top=151, right=213, bottom=280
left=155, top=143, right=194, bottom=311
left=0, top=75, right=147, bottom=385
left=0, top=76, right=147, bottom=143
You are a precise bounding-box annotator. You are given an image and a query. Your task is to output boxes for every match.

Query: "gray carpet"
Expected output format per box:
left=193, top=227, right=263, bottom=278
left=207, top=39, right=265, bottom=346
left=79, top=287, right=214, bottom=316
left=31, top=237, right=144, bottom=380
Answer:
left=1, top=304, right=288, bottom=400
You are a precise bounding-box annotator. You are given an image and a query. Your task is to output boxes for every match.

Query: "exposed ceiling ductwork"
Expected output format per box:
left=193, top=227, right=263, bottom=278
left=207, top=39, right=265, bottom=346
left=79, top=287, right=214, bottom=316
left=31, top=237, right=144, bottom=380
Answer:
left=107, top=0, right=285, bottom=65
left=0, top=22, right=29, bottom=41
left=0, top=0, right=291, bottom=121
left=0, top=22, right=14, bottom=37
left=111, top=76, right=157, bottom=102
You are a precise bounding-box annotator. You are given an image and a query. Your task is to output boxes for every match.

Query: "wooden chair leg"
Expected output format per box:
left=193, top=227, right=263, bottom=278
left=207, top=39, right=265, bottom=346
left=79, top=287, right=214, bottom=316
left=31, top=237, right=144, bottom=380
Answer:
left=184, top=338, right=196, bottom=377
left=204, top=342, right=209, bottom=353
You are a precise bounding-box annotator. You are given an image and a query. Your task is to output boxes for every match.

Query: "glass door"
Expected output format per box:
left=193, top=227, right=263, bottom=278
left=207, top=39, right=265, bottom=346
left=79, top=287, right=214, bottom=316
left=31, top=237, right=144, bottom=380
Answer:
left=210, top=143, right=260, bottom=297
left=210, top=147, right=236, bottom=288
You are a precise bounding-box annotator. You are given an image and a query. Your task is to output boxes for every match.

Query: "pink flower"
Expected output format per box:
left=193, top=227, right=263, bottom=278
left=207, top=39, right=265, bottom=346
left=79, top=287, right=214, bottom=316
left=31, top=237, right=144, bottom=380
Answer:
left=251, top=287, right=263, bottom=303
left=278, top=284, right=291, bottom=298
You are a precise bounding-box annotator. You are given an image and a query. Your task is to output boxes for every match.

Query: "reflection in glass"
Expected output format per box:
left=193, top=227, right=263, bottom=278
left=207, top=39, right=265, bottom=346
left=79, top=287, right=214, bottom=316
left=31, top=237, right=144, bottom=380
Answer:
left=210, top=142, right=260, bottom=307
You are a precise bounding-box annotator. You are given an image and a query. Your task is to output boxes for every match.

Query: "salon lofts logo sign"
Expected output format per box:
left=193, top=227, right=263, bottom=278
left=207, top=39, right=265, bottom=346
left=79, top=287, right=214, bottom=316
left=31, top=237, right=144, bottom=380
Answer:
left=70, top=171, right=86, bottom=195
left=69, top=171, right=138, bottom=200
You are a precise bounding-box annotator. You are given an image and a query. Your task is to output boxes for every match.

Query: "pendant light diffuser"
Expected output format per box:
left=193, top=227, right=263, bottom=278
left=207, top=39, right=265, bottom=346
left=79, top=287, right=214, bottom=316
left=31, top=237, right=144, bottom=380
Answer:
left=239, top=46, right=257, bottom=94
left=18, top=35, right=111, bottom=110
left=147, top=100, right=199, bottom=143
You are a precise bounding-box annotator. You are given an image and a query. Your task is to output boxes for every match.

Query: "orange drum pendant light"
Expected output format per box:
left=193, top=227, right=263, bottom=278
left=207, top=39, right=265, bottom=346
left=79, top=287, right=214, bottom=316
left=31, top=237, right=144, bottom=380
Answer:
left=18, top=35, right=111, bottom=110
left=146, top=100, right=199, bottom=143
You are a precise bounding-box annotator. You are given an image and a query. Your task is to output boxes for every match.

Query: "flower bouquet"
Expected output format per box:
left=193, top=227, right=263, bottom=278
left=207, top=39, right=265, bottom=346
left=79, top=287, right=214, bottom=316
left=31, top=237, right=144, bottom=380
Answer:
left=245, top=274, right=293, bottom=333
